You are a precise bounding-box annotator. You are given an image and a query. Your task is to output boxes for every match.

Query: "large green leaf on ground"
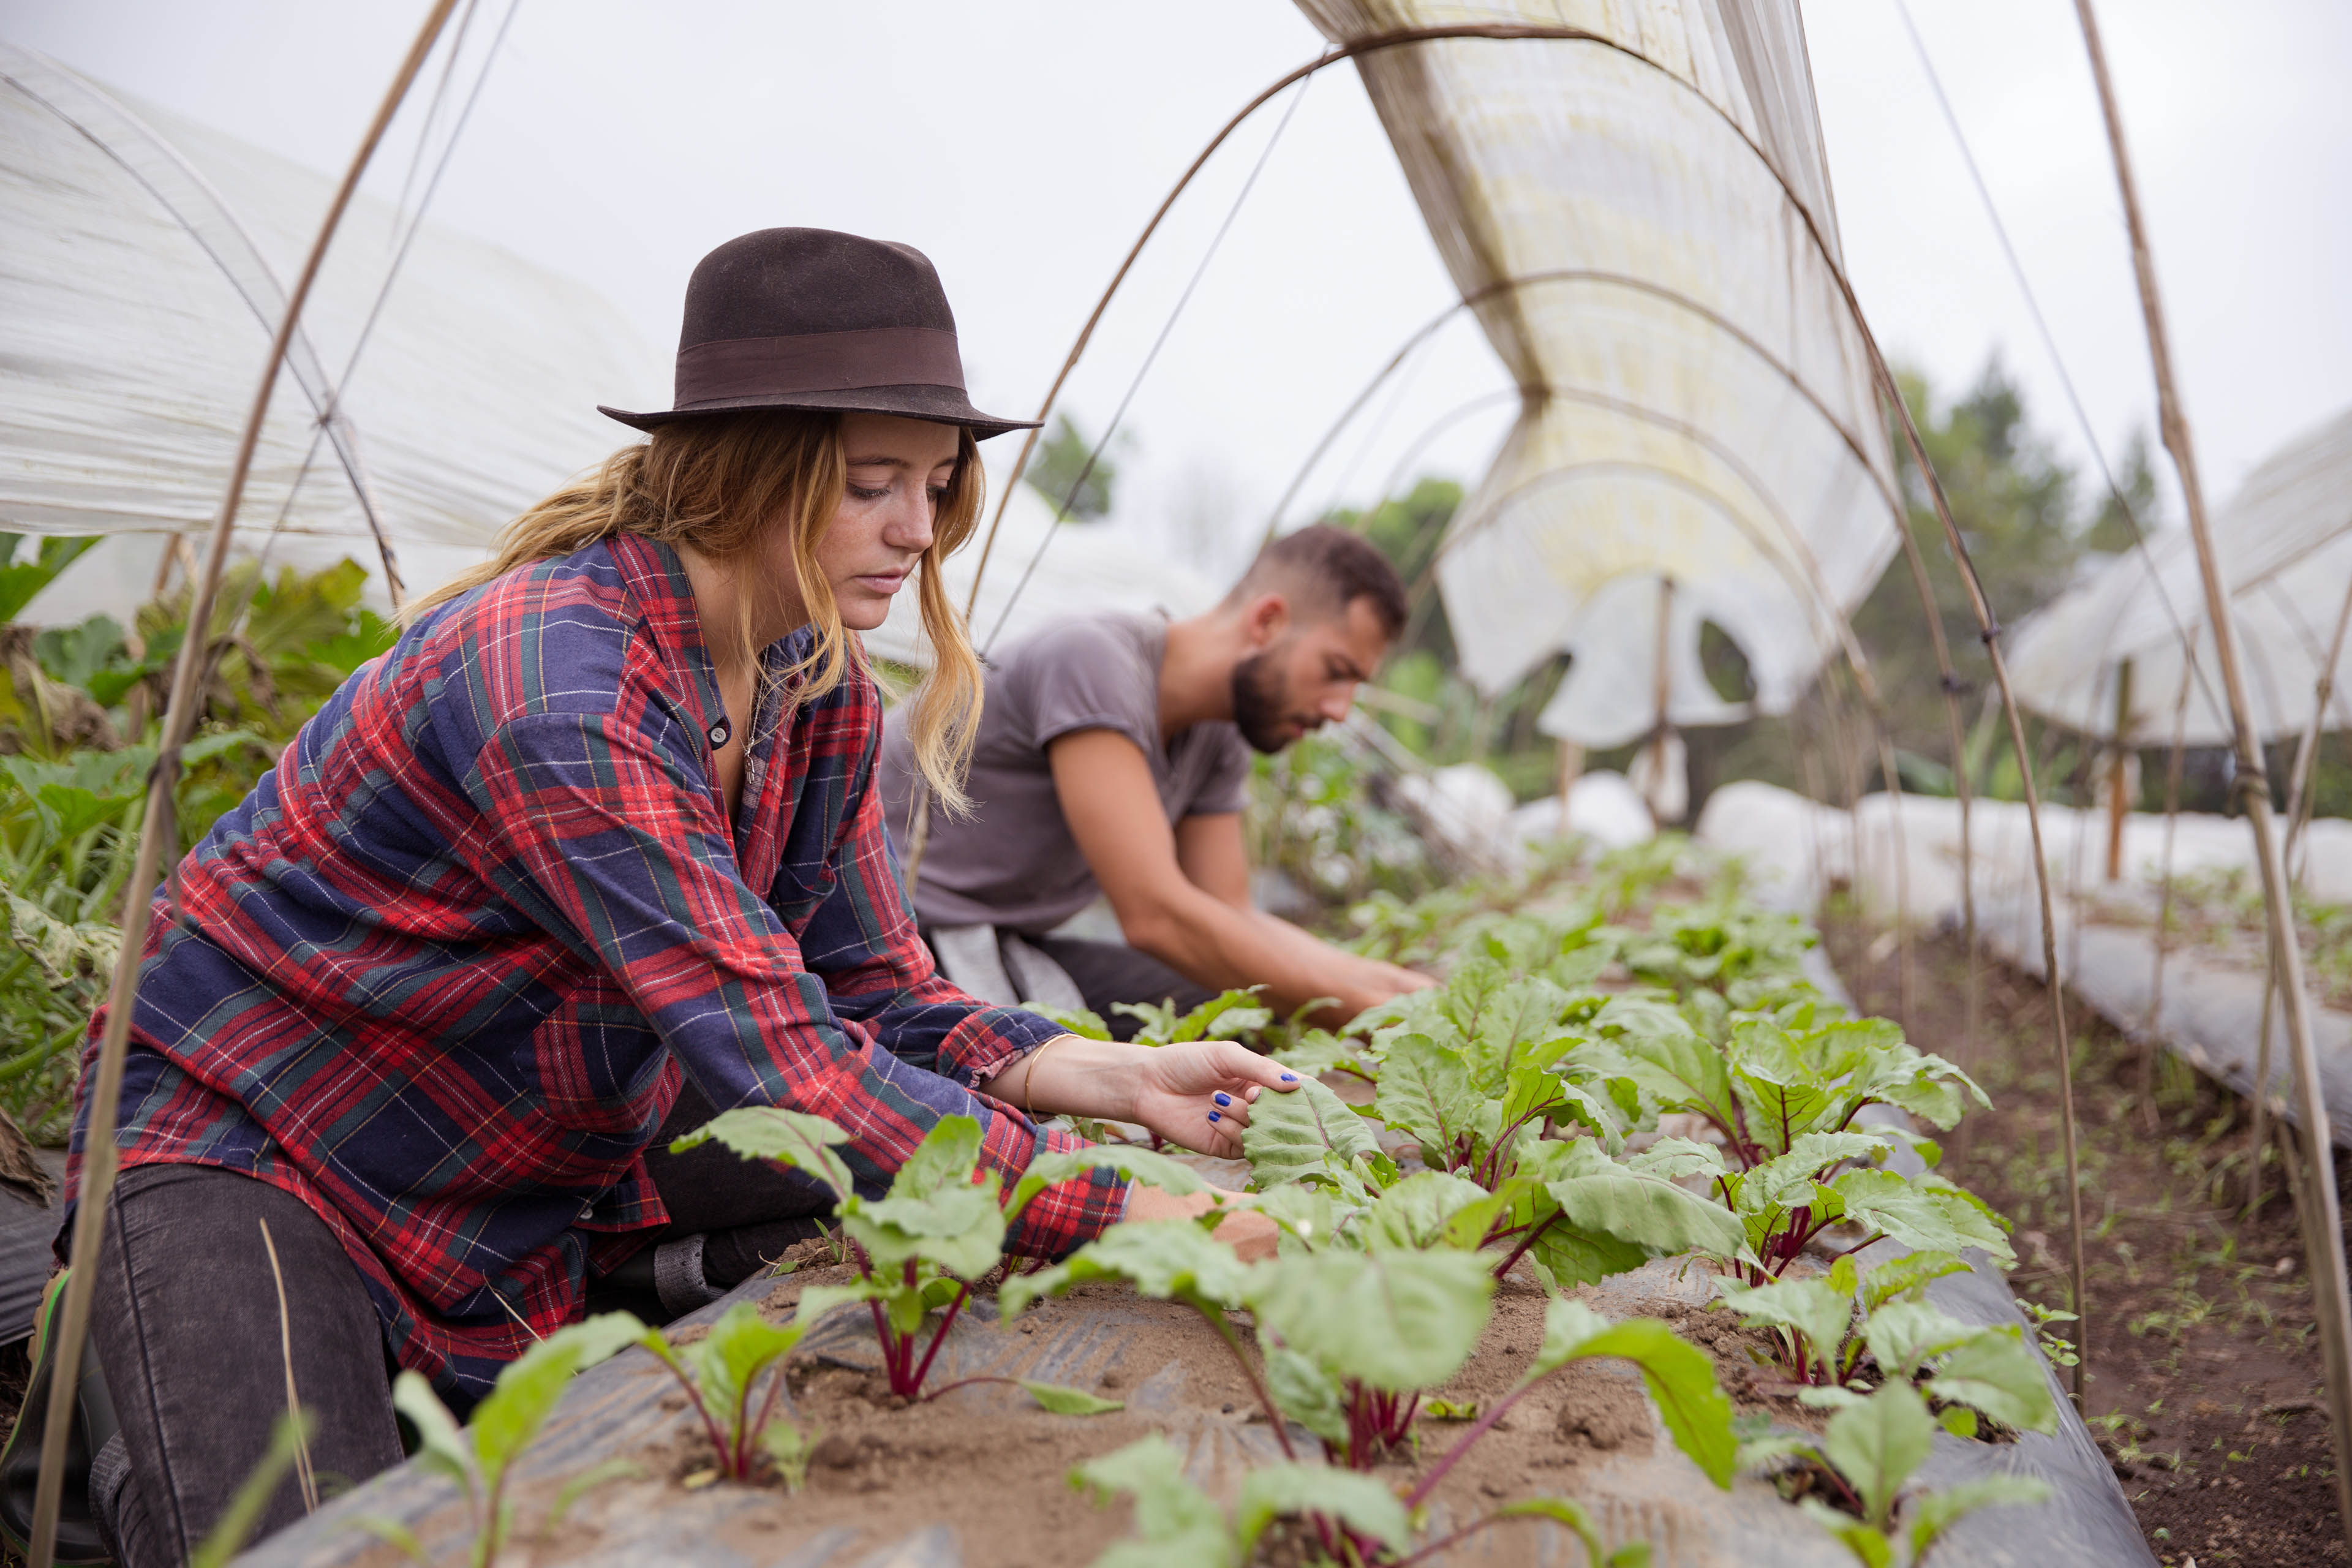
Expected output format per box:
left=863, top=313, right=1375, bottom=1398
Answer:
left=1242, top=1073, right=1378, bottom=1189
left=1245, top=1248, right=1494, bottom=1393
left=1536, top=1137, right=1747, bottom=1265
left=1528, top=1298, right=1736, bottom=1487
left=1001, top=1219, right=1253, bottom=1318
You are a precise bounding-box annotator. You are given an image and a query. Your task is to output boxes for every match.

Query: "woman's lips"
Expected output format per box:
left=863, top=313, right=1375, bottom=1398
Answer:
left=853, top=571, right=907, bottom=595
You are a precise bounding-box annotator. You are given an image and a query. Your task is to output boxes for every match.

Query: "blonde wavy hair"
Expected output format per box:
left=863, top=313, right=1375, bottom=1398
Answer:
left=409, top=409, right=986, bottom=810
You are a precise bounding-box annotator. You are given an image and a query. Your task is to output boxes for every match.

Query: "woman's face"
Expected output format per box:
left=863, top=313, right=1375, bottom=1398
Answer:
left=807, top=412, right=962, bottom=632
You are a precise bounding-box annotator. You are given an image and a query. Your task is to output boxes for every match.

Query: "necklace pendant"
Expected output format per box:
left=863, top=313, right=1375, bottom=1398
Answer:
left=707, top=717, right=732, bottom=749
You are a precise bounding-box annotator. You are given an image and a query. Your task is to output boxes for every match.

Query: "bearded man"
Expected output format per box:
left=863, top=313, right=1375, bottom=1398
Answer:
left=880, top=524, right=1433, bottom=1038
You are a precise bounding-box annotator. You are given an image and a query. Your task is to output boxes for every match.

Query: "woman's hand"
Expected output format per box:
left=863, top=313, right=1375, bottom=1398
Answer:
left=1125, top=1182, right=1280, bottom=1262
left=982, top=1036, right=1302, bottom=1162
left=1123, top=1039, right=1300, bottom=1160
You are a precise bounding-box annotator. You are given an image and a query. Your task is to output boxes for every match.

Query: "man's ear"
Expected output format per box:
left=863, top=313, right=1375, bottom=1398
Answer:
left=1242, top=592, right=1291, bottom=649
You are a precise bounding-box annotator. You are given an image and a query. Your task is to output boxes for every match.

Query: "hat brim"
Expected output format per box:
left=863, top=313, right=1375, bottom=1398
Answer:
left=598, top=383, right=1039, bottom=442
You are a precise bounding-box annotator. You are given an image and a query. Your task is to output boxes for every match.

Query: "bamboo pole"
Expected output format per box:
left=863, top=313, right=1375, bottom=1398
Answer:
left=23, top=8, right=460, bottom=1563
left=2106, top=657, right=2134, bottom=881
left=2073, top=0, right=2352, bottom=1536
left=2143, top=655, right=2194, bottom=1130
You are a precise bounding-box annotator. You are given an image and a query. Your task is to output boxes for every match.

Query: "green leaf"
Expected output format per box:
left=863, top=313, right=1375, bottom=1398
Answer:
left=1070, top=1437, right=1234, bottom=1568
left=1529, top=1219, right=1649, bottom=1291
left=1904, top=1474, right=2051, bottom=1558
left=1796, top=1499, right=1895, bottom=1568
left=1938, top=1406, right=1980, bottom=1439
left=352, top=1518, right=433, bottom=1567
left=1924, top=1327, right=2059, bottom=1434
left=1268, top=1028, right=1362, bottom=1077
left=1372, top=1033, right=1479, bottom=1168
left=683, top=1303, right=808, bottom=1450
left=840, top=1174, right=1008, bottom=1278
left=790, top=1280, right=886, bottom=1328
left=1362, top=1170, right=1495, bottom=1252
left=1537, top=1137, right=1747, bottom=1266
left=1626, top=1136, right=1727, bottom=1182
left=1861, top=1249, right=1970, bottom=1313
left=1714, top=1278, right=1852, bottom=1383
left=1006, top=1143, right=1204, bottom=1225
left=1863, top=1301, right=1981, bottom=1382
left=1265, top=1346, right=1349, bottom=1446
left=892, top=1114, right=984, bottom=1199
left=1528, top=1299, right=1738, bottom=1488
left=1003, top=1219, right=1253, bottom=1318
left=1832, top=1170, right=2015, bottom=1266
left=1232, top=1464, right=1409, bottom=1558
left=1243, top=1073, right=1378, bottom=1189
left=1033, top=1004, right=1115, bottom=1040
left=1743, top=1131, right=1894, bottom=1215
left=1593, top=1017, right=1736, bottom=1131
left=1022, top=1379, right=1125, bottom=1414
left=472, top=1311, right=647, bottom=1490
left=1824, top=1381, right=1936, bottom=1526
left=762, top=1419, right=819, bottom=1493
left=669, top=1107, right=855, bottom=1204
left=392, top=1370, right=475, bottom=1496
left=1245, top=1250, right=1494, bottom=1393
left=543, top=1458, right=642, bottom=1536
left=1828, top=1253, right=1860, bottom=1300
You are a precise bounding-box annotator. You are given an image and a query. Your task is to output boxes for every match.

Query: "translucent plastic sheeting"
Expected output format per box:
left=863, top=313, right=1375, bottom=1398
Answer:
left=0, top=43, right=662, bottom=565
left=864, top=478, right=1220, bottom=669
left=2005, top=404, right=2352, bottom=746
left=1295, top=1, right=1900, bottom=749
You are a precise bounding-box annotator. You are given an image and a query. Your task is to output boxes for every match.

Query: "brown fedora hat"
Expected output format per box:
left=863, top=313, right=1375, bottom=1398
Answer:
left=599, top=228, right=1039, bottom=440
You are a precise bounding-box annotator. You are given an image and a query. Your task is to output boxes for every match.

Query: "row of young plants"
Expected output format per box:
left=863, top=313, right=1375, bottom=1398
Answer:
left=0, top=541, right=398, bottom=1141
left=379, top=839, right=2064, bottom=1567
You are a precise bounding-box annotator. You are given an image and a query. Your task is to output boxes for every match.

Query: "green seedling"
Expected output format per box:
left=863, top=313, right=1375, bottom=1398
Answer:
left=1712, top=1251, right=2058, bottom=1437
left=637, top=1301, right=821, bottom=1485
left=366, top=1314, right=644, bottom=1567
left=682, top=1105, right=1198, bottom=1405
left=1738, top=1381, right=2051, bottom=1566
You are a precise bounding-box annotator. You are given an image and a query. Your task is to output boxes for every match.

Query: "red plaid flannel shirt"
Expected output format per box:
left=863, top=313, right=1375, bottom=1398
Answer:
left=67, top=533, right=1120, bottom=1402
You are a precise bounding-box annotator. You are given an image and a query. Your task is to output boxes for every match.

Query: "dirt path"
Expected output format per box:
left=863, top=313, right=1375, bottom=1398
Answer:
left=1833, top=923, right=2345, bottom=1567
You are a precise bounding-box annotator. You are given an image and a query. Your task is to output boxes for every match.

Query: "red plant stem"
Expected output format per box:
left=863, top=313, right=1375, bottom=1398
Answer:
left=743, top=1365, right=788, bottom=1476
left=868, top=1298, right=900, bottom=1383
left=1405, top=1378, right=1542, bottom=1509
left=1390, top=1511, right=1547, bottom=1568
left=903, top=1282, right=971, bottom=1396
left=917, top=1373, right=1022, bottom=1403
left=1196, top=1300, right=1295, bottom=1460
left=1493, top=1212, right=1558, bottom=1281
left=656, top=1361, right=733, bottom=1467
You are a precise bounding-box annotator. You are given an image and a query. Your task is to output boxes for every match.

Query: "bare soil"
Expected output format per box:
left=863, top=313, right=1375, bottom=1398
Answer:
left=1832, top=920, right=2346, bottom=1567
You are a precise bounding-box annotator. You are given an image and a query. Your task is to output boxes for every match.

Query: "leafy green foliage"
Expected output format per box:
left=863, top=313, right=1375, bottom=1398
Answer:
left=1113, top=987, right=1274, bottom=1046
left=636, top=1302, right=820, bottom=1483
left=378, top=1314, right=643, bottom=1566
left=1071, top=1436, right=1410, bottom=1568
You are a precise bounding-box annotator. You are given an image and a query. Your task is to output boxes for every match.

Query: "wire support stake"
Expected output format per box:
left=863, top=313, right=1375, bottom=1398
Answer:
left=2073, top=2, right=2352, bottom=1541
left=22, top=7, right=462, bottom=1564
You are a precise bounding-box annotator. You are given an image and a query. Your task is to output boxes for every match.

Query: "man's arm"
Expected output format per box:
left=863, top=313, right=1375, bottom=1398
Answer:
left=1049, top=728, right=1428, bottom=1019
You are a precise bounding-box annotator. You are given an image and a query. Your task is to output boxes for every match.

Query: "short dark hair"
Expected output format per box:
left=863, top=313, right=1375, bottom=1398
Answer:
left=1226, top=523, right=1408, bottom=639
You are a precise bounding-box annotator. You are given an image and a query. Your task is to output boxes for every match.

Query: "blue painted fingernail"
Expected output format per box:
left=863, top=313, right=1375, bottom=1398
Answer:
left=1214, top=1091, right=1232, bottom=1107
left=1207, top=1110, right=1222, bottom=1123
left=1280, top=1072, right=1298, bottom=1083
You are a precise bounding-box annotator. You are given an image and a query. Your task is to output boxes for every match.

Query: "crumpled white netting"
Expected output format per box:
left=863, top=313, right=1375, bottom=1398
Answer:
left=2005, top=404, right=2352, bottom=747
left=0, top=43, right=664, bottom=612
left=1295, top=0, right=1899, bottom=749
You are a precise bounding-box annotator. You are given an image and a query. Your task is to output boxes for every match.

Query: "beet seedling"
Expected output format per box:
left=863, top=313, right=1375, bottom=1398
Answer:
left=680, top=1104, right=1203, bottom=1404
left=364, top=1313, right=644, bottom=1567
left=636, top=1301, right=821, bottom=1487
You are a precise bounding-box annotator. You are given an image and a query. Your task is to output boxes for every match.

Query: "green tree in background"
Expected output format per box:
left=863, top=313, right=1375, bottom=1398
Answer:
left=1023, top=415, right=1124, bottom=521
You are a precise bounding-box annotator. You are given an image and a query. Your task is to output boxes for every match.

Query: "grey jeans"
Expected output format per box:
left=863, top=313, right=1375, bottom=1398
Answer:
left=86, top=1082, right=831, bottom=1567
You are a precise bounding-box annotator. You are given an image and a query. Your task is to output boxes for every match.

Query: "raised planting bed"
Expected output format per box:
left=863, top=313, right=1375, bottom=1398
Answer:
left=235, top=839, right=2154, bottom=1568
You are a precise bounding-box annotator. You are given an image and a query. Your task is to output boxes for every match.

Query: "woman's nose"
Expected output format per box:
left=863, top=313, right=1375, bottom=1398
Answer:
left=883, top=484, right=935, bottom=553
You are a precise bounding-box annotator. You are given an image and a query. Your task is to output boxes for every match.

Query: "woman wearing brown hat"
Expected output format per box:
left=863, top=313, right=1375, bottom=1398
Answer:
left=19, top=230, right=1292, bottom=1566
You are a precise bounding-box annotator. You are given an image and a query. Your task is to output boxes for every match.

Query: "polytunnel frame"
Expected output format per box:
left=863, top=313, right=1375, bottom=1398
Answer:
left=927, top=15, right=2098, bottom=1392
left=21, top=5, right=466, bottom=1562
left=0, top=49, right=412, bottom=605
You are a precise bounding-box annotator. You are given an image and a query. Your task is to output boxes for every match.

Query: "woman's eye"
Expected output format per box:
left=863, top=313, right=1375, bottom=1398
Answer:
left=927, top=486, right=948, bottom=505
left=847, top=482, right=890, bottom=501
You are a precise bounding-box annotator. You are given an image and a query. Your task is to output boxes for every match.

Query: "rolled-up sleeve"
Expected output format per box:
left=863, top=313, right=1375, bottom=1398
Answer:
left=464, top=707, right=1123, bottom=1256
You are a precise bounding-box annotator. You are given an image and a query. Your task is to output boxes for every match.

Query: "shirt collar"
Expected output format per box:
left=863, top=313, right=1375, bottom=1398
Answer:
left=606, top=532, right=726, bottom=742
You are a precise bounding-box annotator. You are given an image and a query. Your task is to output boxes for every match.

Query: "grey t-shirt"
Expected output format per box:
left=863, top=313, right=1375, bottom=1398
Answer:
left=880, top=610, right=1251, bottom=934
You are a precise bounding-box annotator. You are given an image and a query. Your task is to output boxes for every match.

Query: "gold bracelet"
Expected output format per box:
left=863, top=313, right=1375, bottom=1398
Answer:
left=1022, top=1035, right=1066, bottom=1119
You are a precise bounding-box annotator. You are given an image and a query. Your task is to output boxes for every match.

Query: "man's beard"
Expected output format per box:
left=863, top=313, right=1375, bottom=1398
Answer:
left=1230, top=649, right=1298, bottom=754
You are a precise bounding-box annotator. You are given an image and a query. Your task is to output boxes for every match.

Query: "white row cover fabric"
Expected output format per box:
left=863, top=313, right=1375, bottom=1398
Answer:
left=1295, top=0, right=1900, bottom=749
left=0, top=42, right=665, bottom=575
left=864, top=478, right=1219, bottom=669
left=2005, top=404, right=2352, bottom=746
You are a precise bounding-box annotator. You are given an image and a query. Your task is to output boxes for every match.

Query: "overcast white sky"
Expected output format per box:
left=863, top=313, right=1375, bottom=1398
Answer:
left=10, top=1, right=2349, bottom=582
